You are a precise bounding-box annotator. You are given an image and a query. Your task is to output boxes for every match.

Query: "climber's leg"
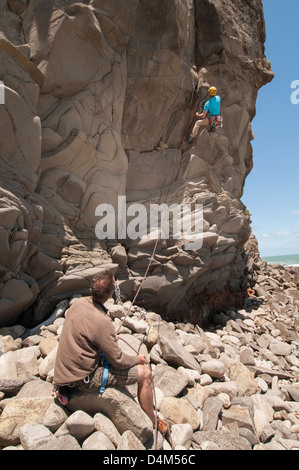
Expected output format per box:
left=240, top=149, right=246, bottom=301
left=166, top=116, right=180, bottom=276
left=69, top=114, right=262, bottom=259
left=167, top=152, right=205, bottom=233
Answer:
left=190, top=117, right=209, bottom=139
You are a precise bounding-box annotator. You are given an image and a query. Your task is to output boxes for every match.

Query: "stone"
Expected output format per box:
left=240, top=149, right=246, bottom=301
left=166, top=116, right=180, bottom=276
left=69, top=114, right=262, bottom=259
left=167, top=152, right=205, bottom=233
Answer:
left=0, top=397, right=68, bottom=447
left=222, top=405, right=256, bottom=435
left=160, top=397, right=200, bottom=431
left=0, top=346, right=40, bottom=378
left=254, top=409, right=269, bottom=438
left=184, top=386, right=213, bottom=410
left=240, top=347, right=255, bottom=366
left=34, top=434, right=81, bottom=450
left=82, top=431, right=115, bottom=450
left=153, top=364, right=189, bottom=397
left=207, top=381, right=239, bottom=400
left=177, top=367, right=201, bottom=386
left=64, top=410, right=95, bottom=443
left=66, top=388, right=153, bottom=444
left=93, top=412, right=121, bottom=447
left=110, top=246, right=128, bottom=268
left=117, top=430, right=146, bottom=451
left=193, top=430, right=252, bottom=451
left=170, top=423, right=193, bottom=449
left=201, top=359, right=226, bottom=378
left=269, top=342, right=292, bottom=356
left=217, top=393, right=231, bottom=409
left=202, top=397, right=223, bottom=431
left=0, top=336, right=18, bottom=353
left=285, top=384, right=299, bottom=402
left=38, top=345, right=58, bottom=379
left=157, top=325, right=201, bottom=372
left=228, top=362, right=258, bottom=396
left=123, top=316, right=148, bottom=334
left=200, top=440, right=221, bottom=450
left=16, top=379, right=54, bottom=398
left=251, top=394, right=274, bottom=423
left=39, top=337, right=58, bottom=356
left=19, top=423, right=53, bottom=450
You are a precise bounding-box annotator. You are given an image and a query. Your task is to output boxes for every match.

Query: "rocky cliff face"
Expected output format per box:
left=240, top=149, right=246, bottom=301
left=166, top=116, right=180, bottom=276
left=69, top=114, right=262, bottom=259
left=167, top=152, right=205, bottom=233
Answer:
left=0, top=0, right=273, bottom=327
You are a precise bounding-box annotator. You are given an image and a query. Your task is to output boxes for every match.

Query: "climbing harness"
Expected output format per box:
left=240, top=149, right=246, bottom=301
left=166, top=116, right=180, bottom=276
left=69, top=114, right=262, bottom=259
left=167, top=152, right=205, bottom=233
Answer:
left=99, top=352, right=109, bottom=395
left=209, top=114, right=223, bottom=132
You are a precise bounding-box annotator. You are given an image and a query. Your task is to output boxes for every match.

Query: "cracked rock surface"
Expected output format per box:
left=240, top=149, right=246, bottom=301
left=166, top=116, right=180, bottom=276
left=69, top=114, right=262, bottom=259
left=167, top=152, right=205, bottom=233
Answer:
left=0, top=0, right=273, bottom=326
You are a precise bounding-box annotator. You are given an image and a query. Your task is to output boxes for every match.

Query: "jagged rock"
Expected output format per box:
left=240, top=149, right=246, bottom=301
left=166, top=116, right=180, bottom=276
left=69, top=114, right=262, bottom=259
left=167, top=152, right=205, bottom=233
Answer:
left=19, top=423, right=55, bottom=450
left=0, top=346, right=40, bottom=388
left=0, top=0, right=273, bottom=327
left=157, top=325, right=201, bottom=372
left=94, top=412, right=121, bottom=447
left=160, top=397, right=200, bottom=431
left=153, top=364, right=189, bottom=398
left=0, top=397, right=68, bottom=447
left=228, top=361, right=259, bottom=397
left=222, top=405, right=256, bottom=435
left=202, top=397, right=223, bottom=432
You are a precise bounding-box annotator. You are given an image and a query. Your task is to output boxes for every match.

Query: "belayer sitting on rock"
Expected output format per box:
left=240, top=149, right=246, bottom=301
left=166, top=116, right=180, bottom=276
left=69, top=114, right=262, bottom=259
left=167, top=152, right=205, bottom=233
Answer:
left=188, top=86, right=222, bottom=141
left=53, top=270, right=167, bottom=435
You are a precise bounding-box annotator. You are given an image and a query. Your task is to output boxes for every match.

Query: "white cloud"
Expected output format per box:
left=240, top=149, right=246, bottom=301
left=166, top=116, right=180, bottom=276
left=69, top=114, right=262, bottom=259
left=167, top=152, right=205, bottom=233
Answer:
left=277, top=231, right=291, bottom=237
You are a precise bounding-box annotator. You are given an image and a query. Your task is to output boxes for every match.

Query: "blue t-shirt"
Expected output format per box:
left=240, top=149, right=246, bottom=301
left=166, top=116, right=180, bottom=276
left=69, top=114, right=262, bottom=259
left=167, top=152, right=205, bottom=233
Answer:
left=204, top=96, right=221, bottom=116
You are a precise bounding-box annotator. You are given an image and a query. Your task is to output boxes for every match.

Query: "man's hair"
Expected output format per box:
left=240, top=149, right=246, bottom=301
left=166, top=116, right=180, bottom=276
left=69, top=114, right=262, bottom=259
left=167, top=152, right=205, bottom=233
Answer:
left=91, top=270, right=115, bottom=304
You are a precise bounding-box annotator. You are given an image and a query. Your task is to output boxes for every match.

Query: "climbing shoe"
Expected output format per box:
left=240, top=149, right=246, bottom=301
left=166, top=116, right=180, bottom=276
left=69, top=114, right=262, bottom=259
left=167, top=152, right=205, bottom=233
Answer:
left=54, top=386, right=72, bottom=406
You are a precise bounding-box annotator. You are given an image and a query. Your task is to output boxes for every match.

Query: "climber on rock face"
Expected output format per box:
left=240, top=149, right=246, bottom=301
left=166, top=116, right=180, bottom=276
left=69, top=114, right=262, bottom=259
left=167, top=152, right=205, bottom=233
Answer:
left=53, top=270, right=167, bottom=434
left=189, top=86, right=222, bottom=141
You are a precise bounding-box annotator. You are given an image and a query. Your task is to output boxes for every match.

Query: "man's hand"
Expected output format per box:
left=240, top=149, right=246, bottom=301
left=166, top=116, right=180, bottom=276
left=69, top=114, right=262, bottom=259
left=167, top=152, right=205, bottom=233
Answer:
left=138, top=355, right=148, bottom=365
left=195, top=111, right=207, bottom=119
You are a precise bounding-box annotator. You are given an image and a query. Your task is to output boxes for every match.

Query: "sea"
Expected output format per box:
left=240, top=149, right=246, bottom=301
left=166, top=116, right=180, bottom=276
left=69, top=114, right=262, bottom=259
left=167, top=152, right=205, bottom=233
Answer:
left=262, top=253, right=299, bottom=268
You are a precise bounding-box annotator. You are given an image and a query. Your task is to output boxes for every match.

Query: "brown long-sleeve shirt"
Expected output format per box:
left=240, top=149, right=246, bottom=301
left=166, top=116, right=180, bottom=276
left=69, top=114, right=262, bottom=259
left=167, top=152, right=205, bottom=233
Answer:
left=53, top=296, right=140, bottom=387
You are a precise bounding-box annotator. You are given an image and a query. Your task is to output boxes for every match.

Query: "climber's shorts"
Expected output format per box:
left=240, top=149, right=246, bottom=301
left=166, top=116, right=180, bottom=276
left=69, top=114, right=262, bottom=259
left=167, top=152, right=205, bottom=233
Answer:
left=76, top=364, right=139, bottom=393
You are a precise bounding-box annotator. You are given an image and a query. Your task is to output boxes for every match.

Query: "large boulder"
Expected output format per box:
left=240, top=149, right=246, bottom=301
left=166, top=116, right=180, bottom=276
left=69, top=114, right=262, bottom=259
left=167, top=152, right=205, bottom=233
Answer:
left=66, top=387, right=153, bottom=444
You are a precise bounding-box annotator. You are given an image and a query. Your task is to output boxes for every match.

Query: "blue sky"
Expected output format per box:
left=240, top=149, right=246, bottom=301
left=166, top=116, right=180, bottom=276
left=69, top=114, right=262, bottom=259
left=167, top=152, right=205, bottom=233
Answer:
left=242, top=0, right=299, bottom=257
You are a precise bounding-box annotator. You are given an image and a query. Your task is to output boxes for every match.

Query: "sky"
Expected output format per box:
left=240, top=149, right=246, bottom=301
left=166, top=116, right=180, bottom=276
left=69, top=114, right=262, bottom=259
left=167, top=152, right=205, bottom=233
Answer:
left=241, top=0, right=299, bottom=258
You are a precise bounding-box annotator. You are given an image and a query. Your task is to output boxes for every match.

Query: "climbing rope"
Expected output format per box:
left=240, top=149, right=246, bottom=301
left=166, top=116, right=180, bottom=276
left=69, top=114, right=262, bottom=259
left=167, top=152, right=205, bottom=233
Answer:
left=113, top=145, right=184, bottom=449
left=112, top=70, right=204, bottom=448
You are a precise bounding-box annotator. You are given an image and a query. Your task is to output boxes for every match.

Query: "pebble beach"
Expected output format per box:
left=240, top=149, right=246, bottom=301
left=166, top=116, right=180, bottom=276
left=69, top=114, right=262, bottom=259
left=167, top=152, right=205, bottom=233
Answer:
left=0, top=262, right=298, bottom=451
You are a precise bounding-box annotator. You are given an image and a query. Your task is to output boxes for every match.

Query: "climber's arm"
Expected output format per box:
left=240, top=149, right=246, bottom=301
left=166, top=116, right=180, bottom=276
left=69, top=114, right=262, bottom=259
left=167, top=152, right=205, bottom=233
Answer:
left=195, top=110, right=208, bottom=119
